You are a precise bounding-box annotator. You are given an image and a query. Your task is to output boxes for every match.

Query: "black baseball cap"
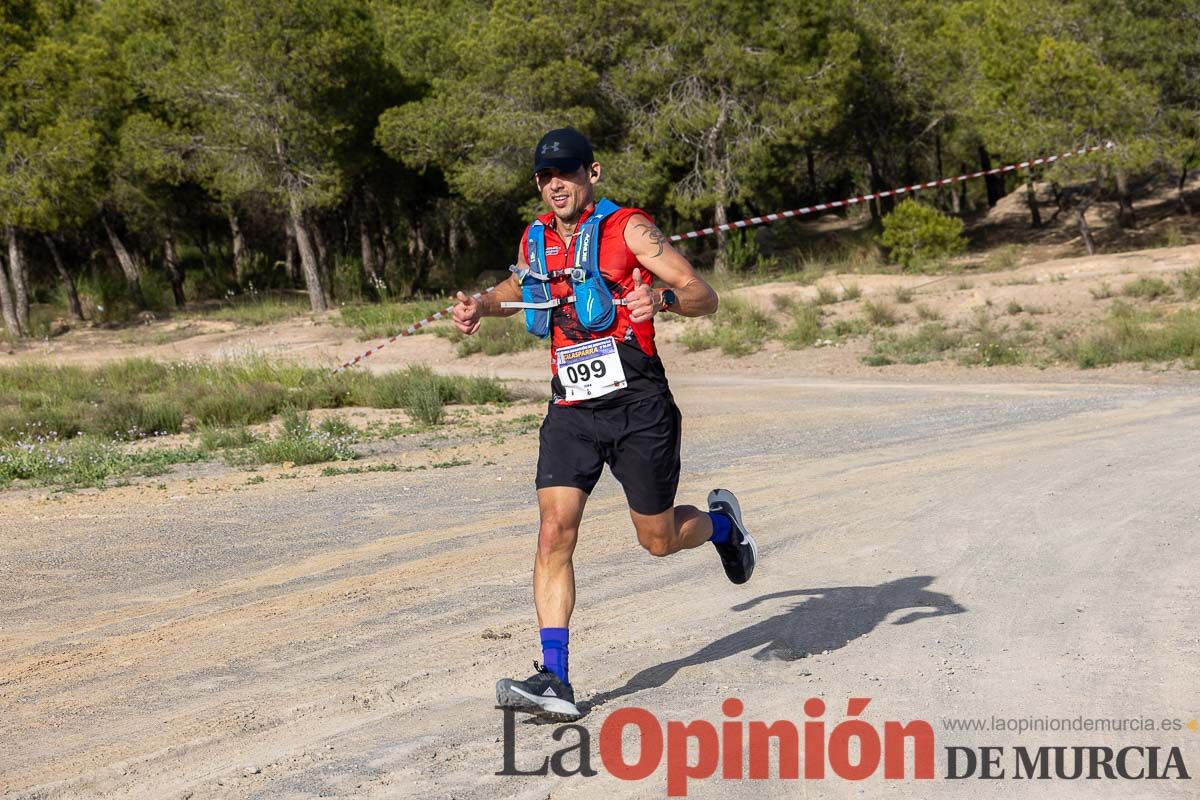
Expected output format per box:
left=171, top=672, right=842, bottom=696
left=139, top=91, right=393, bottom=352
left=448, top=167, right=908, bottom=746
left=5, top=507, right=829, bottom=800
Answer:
left=532, top=127, right=594, bottom=174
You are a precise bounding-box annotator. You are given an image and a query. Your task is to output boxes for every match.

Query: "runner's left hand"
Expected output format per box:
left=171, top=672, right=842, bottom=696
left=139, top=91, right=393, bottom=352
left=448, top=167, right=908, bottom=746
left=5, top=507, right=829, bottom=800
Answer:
left=626, top=268, right=659, bottom=323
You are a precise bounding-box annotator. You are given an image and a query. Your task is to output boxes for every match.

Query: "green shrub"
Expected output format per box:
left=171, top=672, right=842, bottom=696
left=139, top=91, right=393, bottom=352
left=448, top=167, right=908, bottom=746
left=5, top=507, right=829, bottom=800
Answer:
left=782, top=303, right=822, bottom=348
left=436, top=315, right=541, bottom=357
left=814, top=285, right=840, bottom=305
left=959, top=311, right=1023, bottom=366
left=318, top=416, right=359, bottom=439
left=1180, top=269, right=1200, bottom=301
left=332, top=256, right=365, bottom=303
left=863, top=300, right=900, bottom=327
left=0, top=357, right=506, bottom=442
left=242, top=409, right=357, bottom=466
left=0, top=433, right=129, bottom=488
left=186, top=381, right=290, bottom=426
left=405, top=377, right=445, bottom=425
left=832, top=318, right=869, bottom=337
left=869, top=323, right=963, bottom=365
left=337, top=298, right=451, bottom=339
left=138, top=270, right=175, bottom=312
left=880, top=199, right=967, bottom=271
left=74, top=271, right=139, bottom=324
left=985, top=245, right=1021, bottom=271
left=344, top=365, right=506, bottom=421
left=783, top=228, right=887, bottom=277
left=725, top=229, right=761, bottom=272
left=915, top=304, right=942, bottom=321
left=190, top=294, right=312, bottom=326
left=678, top=298, right=776, bottom=356
left=197, top=424, right=256, bottom=452
left=1121, top=277, right=1173, bottom=301
left=1159, top=222, right=1187, bottom=248
left=1064, top=302, right=1200, bottom=368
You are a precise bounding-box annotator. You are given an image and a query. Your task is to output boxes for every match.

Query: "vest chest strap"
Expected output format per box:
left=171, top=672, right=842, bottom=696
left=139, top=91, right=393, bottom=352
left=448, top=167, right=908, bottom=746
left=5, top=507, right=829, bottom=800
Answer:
left=501, top=296, right=576, bottom=311
left=501, top=295, right=631, bottom=311
left=510, top=264, right=577, bottom=282
left=516, top=198, right=623, bottom=338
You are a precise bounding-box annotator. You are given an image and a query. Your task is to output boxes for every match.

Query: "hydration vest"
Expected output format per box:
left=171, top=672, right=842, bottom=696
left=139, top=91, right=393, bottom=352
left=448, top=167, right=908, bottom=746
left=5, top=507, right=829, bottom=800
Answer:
left=502, top=198, right=630, bottom=338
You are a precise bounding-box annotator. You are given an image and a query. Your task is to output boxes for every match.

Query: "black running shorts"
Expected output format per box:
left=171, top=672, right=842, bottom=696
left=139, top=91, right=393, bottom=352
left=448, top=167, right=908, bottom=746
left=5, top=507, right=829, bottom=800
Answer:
left=535, top=393, right=682, bottom=515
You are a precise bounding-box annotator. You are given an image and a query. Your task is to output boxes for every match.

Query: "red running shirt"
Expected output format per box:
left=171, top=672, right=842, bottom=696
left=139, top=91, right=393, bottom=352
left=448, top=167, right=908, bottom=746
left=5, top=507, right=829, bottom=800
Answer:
left=519, top=205, right=668, bottom=406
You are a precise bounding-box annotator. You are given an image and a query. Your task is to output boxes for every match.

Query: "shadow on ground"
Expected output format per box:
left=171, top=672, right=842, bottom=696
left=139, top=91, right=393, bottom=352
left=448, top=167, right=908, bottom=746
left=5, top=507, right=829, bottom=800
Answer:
left=582, top=575, right=965, bottom=713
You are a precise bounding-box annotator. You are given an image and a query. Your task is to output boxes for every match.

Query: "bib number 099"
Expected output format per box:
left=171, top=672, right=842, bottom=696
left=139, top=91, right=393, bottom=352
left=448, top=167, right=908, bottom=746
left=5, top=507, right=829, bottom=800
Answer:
left=565, top=359, right=607, bottom=384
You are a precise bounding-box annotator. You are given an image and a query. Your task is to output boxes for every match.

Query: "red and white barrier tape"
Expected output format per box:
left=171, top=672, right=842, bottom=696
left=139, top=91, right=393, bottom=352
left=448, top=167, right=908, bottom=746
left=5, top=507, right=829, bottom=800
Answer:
left=332, top=285, right=497, bottom=373
left=667, top=142, right=1114, bottom=241
left=332, top=141, right=1113, bottom=373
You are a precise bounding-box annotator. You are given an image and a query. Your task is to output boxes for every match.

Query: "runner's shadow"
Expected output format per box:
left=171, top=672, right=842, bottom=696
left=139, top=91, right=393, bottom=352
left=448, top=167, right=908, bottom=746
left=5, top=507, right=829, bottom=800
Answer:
left=582, top=576, right=964, bottom=712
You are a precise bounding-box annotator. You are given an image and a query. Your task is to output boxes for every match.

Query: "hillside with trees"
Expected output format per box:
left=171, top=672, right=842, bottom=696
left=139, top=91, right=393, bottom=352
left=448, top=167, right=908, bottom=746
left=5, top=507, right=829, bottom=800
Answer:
left=1, top=0, right=1196, bottom=332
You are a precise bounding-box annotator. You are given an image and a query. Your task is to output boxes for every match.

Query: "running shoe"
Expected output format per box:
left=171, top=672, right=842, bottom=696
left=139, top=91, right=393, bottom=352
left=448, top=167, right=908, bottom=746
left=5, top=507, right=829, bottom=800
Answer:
left=709, top=488, right=758, bottom=584
left=495, top=662, right=582, bottom=721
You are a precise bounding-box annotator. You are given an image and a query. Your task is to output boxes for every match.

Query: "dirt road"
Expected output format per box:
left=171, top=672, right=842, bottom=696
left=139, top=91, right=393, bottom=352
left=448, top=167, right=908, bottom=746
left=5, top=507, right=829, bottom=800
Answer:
left=3, top=371, right=1199, bottom=798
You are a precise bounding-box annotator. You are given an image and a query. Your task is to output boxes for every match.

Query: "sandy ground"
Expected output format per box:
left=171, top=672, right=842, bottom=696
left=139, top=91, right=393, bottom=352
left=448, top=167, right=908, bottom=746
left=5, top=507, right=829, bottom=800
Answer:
left=9, top=241, right=1200, bottom=385
left=3, top=372, right=1200, bottom=797
left=3, top=229, right=1200, bottom=796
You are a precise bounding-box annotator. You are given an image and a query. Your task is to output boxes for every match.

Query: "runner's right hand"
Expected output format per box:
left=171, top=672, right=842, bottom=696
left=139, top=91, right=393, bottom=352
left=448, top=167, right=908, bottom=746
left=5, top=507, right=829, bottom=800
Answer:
left=452, top=291, right=482, bottom=335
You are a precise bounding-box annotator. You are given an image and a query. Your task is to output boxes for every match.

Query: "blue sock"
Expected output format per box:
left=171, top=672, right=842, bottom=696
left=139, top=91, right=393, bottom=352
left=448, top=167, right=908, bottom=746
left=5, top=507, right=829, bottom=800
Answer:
left=708, top=511, right=733, bottom=545
left=540, top=627, right=570, bottom=685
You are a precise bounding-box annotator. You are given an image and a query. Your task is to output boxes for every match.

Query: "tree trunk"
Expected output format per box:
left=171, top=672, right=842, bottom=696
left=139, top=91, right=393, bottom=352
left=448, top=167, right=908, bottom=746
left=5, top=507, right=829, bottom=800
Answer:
left=1180, top=161, right=1193, bottom=215
left=1025, top=176, right=1042, bottom=229
left=44, top=235, right=84, bottom=321
left=979, top=146, right=1002, bottom=208
left=284, top=220, right=298, bottom=283
left=713, top=188, right=730, bottom=275
left=447, top=211, right=460, bottom=261
left=378, top=208, right=395, bottom=272
left=935, top=130, right=948, bottom=211
left=1114, top=169, right=1136, bottom=228
left=960, top=164, right=974, bottom=214
left=0, top=249, right=21, bottom=336
left=288, top=200, right=327, bottom=312
left=163, top=234, right=186, bottom=307
left=805, top=148, right=818, bottom=198
left=358, top=201, right=378, bottom=283
left=311, top=220, right=331, bottom=298
left=228, top=208, right=248, bottom=287
left=865, top=157, right=883, bottom=222
left=407, top=214, right=429, bottom=296
left=1074, top=203, right=1096, bottom=255
left=706, top=89, right=732, bottom=276
left=101, top=216, right=145, bottom=307
left=352, top=193, right=376, bottom=297
left=6, top=226, right=30, bottom=333
left=198, top=222, right=212, bottom=277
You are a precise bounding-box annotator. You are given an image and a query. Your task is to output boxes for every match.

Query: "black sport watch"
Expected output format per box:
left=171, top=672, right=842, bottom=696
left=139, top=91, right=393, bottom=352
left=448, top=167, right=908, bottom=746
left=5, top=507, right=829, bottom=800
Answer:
left=660, top=288, right=677, bottom=313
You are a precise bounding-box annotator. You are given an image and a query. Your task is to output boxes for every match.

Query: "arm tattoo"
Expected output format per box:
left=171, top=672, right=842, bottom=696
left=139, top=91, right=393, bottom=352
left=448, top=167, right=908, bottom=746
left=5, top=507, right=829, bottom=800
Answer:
left=634, top=223, right=668, bottom=258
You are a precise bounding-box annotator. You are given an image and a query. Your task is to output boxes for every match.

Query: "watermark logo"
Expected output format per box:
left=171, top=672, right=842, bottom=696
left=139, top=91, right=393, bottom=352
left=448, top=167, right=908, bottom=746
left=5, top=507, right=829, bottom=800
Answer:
left=499, top=696, right=933, bottom=796
left=498, top=699, right=1195, bottom=796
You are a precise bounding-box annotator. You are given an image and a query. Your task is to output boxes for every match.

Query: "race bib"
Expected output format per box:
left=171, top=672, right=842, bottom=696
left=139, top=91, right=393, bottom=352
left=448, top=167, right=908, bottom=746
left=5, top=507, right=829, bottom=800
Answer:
left=555, top=337, right=627, bottom=402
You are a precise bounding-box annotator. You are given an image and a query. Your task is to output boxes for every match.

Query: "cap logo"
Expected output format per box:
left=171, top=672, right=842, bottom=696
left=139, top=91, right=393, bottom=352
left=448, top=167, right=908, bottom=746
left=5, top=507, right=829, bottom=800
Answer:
left=541, top=141, right=561, bottom=155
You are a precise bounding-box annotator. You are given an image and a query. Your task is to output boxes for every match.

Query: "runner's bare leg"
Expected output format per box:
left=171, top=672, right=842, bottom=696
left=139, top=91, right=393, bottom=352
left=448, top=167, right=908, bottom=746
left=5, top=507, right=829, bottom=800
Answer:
left=534, top=487, right=587, bottom=628
left=630, top=505, right=713, bottom=557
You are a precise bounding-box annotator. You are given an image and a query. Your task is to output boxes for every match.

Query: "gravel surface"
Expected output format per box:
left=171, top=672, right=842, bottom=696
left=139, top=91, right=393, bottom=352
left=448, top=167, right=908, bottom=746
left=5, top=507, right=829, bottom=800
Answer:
left=3, top=372, right=1198, bottom=799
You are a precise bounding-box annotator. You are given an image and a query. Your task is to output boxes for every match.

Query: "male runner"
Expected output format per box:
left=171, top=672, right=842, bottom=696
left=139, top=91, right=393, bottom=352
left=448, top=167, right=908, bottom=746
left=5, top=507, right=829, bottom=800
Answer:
left=451, top=127, right=757, bottom=721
